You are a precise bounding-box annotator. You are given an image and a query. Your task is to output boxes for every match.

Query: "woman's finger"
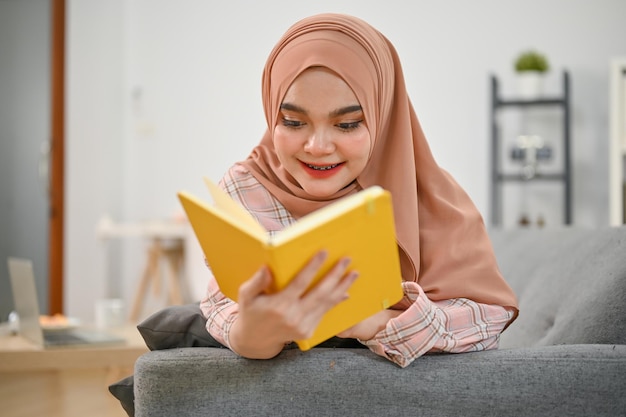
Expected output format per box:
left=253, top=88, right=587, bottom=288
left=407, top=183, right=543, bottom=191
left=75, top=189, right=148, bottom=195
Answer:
left=283, top=250, right=328, bottom=298
left=305, top=267, right=359, bottom=312
left=238, top=265, right=272, bottom=305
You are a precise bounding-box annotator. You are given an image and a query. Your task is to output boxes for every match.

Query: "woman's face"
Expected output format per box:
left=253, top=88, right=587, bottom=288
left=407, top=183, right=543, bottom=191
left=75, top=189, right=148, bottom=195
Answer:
left=273, top=67, right=371, bottom=198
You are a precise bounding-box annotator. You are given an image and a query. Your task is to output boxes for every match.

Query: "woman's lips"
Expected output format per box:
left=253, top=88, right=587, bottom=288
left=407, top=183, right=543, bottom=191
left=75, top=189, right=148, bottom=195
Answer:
left=300, top=161, right=344, bottom=178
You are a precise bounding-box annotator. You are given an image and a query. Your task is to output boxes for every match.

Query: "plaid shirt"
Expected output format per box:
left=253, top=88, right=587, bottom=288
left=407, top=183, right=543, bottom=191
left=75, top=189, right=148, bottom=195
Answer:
left=200, top=164, right=514, bottom=368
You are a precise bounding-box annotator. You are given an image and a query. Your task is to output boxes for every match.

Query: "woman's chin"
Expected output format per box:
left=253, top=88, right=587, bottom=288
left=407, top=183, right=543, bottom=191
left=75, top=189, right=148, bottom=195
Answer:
left=298, top=180, right=350, bottom=198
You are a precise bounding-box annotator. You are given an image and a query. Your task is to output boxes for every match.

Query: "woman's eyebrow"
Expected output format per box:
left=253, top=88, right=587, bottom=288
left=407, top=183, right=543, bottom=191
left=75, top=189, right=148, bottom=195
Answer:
left=280, top=102, right=307, bottom=114
left=329, top=105, right=362, bottom=118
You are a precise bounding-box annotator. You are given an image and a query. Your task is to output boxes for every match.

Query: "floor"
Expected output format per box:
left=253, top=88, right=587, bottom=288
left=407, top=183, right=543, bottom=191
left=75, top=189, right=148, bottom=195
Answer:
left=0, top=367, right=131, bottom=417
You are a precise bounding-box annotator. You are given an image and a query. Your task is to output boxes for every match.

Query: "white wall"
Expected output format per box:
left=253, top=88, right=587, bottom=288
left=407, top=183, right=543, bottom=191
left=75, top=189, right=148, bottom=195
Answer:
left=65, top=0, right=626, bottom=321
left=65, top=0, right=126, bottom=319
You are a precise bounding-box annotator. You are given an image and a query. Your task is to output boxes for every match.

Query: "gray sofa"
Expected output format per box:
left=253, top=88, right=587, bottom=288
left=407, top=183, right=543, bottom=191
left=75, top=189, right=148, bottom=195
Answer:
left=125, top=226, right=626, bottom=417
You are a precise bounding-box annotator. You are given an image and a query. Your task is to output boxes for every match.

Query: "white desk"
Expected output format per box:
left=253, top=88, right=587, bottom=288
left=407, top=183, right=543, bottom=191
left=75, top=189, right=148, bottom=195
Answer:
left=0, top=323, right=147, bottom=372
left=97, top=217, right=188, bottom=321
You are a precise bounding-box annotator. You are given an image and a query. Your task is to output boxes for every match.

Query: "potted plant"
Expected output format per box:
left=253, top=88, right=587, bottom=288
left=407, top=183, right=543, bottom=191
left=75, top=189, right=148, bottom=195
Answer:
left=514, top=50, right=550, bottom=98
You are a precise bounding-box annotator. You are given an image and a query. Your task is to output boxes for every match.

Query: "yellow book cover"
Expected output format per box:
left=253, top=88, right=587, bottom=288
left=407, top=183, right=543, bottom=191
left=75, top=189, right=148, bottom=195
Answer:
left=177, top=178, right=403, bottom=350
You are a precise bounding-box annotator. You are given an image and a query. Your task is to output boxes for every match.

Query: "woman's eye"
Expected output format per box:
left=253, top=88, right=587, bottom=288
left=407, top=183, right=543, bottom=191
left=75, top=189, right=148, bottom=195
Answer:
left=281, top=118, right=304, bottom=129
left=337, top=120, right=363, bottom=131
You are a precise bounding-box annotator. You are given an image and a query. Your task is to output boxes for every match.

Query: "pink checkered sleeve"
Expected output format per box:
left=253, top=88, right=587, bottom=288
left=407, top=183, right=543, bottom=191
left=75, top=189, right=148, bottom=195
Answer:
left=360, top=281, right=515, bottom=368
left=199, top=265, right=238, bottom=349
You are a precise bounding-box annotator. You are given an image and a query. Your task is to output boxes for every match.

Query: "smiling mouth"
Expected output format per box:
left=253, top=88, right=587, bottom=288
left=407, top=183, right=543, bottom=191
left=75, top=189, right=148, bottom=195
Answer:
left=305, top=163, right=342, bottom=171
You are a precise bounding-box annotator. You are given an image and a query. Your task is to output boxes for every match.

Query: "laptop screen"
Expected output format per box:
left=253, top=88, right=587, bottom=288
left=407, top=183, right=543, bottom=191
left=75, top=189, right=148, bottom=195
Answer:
left=7, top=257, right=45, bottom=346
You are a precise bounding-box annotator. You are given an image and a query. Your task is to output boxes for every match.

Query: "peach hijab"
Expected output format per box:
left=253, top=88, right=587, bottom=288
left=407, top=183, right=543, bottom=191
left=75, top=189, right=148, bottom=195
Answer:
left=240, top=13, right=518, bottom=312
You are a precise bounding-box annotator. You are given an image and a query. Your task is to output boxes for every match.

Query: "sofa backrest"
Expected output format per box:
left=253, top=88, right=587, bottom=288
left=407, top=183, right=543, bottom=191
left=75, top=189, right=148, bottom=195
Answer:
left=489, top=226, right=626, bottom=349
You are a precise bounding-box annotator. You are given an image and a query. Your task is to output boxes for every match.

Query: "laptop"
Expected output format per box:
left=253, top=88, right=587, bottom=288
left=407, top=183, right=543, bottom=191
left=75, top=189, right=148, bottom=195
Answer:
left=7, top=257, right=125, bottom=348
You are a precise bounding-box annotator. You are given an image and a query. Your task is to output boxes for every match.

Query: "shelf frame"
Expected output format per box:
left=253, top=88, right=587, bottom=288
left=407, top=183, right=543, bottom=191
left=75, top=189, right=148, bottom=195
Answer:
left=489, top=70, right=572, bottom=227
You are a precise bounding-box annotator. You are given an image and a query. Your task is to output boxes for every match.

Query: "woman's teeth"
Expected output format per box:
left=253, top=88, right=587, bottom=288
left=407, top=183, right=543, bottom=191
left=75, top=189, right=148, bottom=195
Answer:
left=307, top=163, right=339, bottom=171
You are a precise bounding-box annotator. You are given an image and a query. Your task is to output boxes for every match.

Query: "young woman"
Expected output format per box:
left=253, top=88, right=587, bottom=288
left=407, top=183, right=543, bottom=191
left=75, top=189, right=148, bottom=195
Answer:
left=200, top=13, right=518, bottom=368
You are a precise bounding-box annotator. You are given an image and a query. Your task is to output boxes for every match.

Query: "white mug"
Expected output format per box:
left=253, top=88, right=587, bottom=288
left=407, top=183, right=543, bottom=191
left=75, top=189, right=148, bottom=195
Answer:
left=95, top=298, right=125, bottom=328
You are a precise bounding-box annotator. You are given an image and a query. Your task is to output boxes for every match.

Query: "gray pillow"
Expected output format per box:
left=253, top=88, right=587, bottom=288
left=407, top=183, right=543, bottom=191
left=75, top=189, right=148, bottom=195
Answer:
left=136, top=302, right=225, bottom=350
left=108, top=375, right=135, bottom=417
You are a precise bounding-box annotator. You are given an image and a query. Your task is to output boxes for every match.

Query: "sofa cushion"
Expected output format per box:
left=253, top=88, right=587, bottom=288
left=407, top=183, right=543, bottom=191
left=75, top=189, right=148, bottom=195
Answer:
left=109, top=303, right=225, bottom=417
left=110, top=302, right=365, bottom=416
left=490, top=226, right=626, bottom=348
left=133, top=345, right=626, bottom=417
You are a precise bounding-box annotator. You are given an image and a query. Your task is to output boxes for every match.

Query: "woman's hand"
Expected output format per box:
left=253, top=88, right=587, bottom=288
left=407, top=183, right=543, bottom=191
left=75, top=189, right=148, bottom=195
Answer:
left=229, top=250, right=359, bottom=359
left=336, top=308, right=402, bottom=341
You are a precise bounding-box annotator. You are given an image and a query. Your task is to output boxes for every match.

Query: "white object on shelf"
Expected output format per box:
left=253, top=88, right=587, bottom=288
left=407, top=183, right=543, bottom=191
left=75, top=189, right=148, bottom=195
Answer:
left=517, top=71, right=545, bottom=99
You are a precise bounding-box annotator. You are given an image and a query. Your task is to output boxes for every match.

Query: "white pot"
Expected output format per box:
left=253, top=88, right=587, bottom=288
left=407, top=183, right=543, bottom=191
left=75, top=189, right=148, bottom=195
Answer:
left=517, top=71, right=545, bottom=99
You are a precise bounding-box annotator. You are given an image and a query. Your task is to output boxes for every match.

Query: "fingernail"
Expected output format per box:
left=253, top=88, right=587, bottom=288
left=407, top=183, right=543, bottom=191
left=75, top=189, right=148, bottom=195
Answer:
left=317, top=250, right=329, bottom=262
left=341, top=257, right=352, bottom=268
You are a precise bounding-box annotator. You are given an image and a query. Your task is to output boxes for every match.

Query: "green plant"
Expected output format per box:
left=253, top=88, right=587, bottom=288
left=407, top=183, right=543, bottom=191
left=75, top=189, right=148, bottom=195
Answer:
left=514, top=50, right=549, bottom=72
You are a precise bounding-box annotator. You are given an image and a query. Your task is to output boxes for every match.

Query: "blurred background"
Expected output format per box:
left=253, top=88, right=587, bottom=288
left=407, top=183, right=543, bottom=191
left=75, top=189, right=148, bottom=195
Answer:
left=1, top=0, right=625, bottom=325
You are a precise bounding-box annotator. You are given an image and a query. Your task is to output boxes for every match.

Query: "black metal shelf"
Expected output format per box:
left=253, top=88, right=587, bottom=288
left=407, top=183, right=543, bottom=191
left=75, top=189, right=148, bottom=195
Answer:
left=496, top=173, right=566, bottom=182
left=489, top=70, right=572, bottom=227
left=496, top=97, right=566, bottom=107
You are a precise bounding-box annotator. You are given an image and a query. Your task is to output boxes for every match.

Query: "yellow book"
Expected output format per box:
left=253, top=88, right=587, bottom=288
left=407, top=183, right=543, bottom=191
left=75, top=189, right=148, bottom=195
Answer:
left=177, top=178, right=403, bottom=351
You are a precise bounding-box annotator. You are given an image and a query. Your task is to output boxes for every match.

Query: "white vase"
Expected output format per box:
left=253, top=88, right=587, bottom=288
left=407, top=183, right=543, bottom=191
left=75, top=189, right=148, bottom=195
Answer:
left=517, top=71, right=544, bottom=99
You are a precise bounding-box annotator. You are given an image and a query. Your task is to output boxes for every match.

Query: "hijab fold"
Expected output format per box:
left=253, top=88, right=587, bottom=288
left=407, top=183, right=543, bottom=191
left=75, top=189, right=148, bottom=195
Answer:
left=240, top=13, right=518, bottom=312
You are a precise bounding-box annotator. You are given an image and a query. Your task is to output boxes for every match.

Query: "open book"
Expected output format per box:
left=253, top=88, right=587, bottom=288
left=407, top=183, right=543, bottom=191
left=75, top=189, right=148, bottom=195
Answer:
left=177, top=178, right=403, bottom=350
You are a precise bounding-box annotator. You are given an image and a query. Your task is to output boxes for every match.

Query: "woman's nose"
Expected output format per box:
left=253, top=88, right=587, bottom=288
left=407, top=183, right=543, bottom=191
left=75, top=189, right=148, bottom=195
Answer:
left=304, top=130, right=334, bottom=155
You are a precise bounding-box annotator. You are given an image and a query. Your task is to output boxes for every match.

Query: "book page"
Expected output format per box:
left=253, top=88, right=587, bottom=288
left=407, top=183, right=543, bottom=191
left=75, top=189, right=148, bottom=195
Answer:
left=271, top=186, right=384, bottom=246
left=203, top=177, right=267, bottom=238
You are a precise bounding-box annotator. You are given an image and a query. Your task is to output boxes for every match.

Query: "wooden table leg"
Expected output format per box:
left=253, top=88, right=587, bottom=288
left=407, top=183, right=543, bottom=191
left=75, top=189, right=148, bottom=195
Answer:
left=165, top=242, right=184, bottom=305
left=129, top=242, right=159, bottom=321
